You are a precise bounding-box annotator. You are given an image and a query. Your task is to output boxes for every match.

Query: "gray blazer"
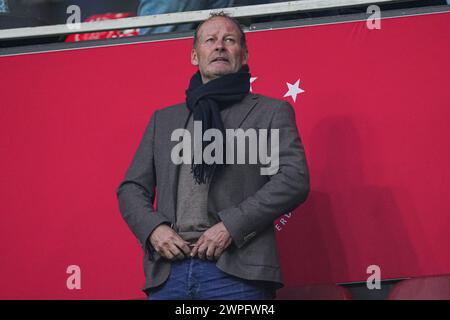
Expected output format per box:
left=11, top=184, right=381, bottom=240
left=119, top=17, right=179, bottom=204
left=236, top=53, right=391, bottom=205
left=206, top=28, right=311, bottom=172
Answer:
left=116, top=93, right=310, bottom=293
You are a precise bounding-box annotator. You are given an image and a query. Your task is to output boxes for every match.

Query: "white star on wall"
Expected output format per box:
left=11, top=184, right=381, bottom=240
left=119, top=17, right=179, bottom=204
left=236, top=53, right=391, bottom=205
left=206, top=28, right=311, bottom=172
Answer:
left=283, top=79, right=305, bottom=103
left=250, top=77, right=257, bottom=92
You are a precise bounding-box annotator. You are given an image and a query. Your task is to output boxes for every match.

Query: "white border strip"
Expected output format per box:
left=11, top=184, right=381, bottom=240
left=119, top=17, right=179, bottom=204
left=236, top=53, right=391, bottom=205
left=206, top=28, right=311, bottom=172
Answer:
left=0, top=0, right=397, bottom=40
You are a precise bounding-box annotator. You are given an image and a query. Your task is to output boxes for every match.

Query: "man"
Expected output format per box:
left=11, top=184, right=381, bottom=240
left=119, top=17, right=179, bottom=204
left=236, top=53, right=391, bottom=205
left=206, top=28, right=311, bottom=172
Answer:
left=116, top=12, right=310, bottom=300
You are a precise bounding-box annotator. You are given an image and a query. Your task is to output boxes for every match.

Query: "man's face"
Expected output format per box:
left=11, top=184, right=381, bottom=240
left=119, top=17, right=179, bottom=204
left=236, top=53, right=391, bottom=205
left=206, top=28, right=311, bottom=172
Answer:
left=191, top=17, right=248, bottom=84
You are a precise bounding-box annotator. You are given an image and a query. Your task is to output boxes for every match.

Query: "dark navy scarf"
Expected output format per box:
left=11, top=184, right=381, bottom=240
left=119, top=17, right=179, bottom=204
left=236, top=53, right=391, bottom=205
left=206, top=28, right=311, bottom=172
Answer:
left=185, top=64, right=250, bottom=184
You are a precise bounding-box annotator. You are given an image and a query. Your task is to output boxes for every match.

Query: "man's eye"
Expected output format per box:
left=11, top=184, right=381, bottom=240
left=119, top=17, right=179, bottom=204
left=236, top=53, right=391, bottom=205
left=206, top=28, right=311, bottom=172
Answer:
left=225, top=38, right=235, bottom=42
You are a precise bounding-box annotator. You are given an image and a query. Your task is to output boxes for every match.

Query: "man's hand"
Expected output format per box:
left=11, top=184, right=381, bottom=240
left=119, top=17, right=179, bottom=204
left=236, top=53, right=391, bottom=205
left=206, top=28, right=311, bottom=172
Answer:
left=190, top=222, right=232, bottom=260
left=149, top=224, right=191, bottom=260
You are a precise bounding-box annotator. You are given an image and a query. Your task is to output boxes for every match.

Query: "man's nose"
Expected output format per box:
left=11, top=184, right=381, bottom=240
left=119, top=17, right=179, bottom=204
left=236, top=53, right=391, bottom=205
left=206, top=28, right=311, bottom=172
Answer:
left=214, top=39, right=225, bottom=51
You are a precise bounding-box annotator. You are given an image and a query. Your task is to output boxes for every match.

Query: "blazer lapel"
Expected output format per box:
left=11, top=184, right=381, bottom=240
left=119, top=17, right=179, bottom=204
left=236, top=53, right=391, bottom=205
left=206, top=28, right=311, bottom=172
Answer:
left=224, top=93, right=259, bottom=129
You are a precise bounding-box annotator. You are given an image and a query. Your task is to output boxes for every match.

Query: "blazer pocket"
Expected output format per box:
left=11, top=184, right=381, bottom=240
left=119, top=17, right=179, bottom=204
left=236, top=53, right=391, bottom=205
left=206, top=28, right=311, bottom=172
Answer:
left=236, top=229, right=280, bottom=268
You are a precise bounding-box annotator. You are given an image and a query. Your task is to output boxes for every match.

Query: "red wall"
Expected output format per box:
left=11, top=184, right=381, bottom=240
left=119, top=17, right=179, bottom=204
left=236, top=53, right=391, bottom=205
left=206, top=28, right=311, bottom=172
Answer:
left=0, top=11, right=449, bottom=299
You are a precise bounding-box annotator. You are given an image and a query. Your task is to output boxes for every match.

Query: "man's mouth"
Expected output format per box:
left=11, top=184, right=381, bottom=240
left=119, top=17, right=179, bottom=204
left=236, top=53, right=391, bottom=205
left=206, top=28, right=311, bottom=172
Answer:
left=211, top=57, right=229, bottom=63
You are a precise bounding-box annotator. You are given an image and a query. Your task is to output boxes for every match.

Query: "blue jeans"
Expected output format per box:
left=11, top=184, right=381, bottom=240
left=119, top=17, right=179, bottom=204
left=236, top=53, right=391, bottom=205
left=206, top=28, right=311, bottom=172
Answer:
left=138, top=0, right=235, bottom=35
left=147, top=257, right=275, bottom=300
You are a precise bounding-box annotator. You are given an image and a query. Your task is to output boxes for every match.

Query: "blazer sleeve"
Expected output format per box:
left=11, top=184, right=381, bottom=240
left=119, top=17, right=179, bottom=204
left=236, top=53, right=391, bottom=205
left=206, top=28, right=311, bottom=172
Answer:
left=115, top=109, right=171, bottom=259
left=217, top=100, right=310, bottom=248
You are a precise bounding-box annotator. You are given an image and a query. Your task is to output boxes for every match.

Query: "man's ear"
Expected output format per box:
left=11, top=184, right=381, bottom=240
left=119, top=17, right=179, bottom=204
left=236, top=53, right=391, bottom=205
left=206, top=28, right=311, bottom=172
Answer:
left=191, top=48, right=199, bottom=66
